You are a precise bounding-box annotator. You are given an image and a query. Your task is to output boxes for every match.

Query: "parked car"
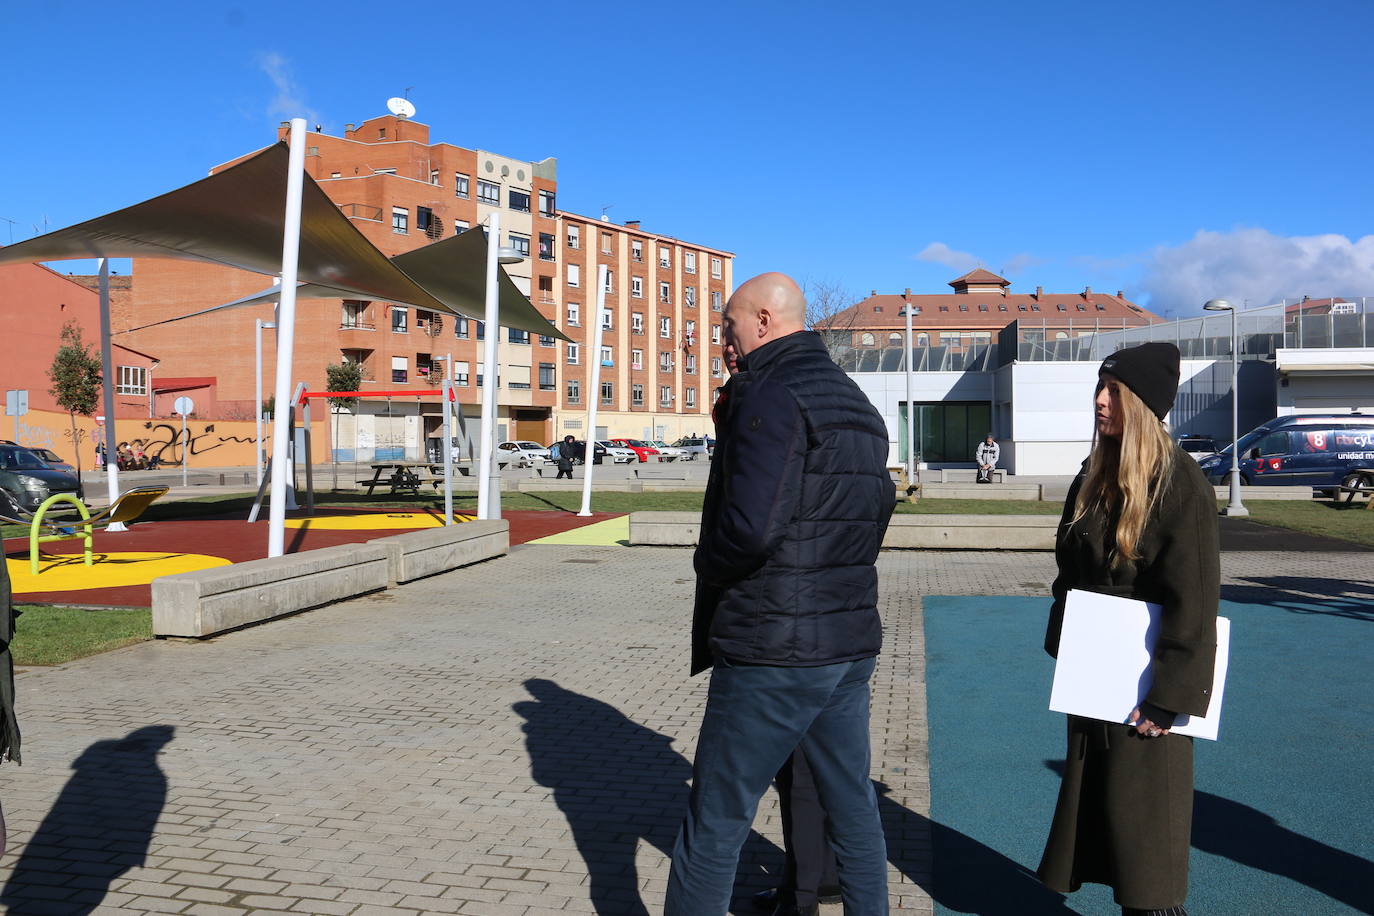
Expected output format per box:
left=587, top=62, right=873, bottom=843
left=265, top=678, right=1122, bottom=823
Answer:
left=0, top=445, right=83, bottom=515
left=671, top=436, right=714, bottom=459
left=596, top=441, right=639, bottom=464
left=648, top=440, right=687, bottom=462
left=26, top=448, right=77, bottom=475
left=609, top=438, right=661, bottom=463
left=1197, top=414, right=1374, bottom=493
left=546, top=440, right=613, bottom=465
left=496, top=441, right=549, bottom=469
left=1176, top=435, right=1219, bottom=462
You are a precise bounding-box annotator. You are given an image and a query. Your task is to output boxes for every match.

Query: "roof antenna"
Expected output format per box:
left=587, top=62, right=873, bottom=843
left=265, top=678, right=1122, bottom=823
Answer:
left=600, top=205, right=613, bottom=222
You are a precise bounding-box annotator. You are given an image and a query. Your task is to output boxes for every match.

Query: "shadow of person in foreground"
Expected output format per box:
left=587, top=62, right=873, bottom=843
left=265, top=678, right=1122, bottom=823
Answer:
left=1043, top=759, right=1374, bottom=913
left=514, top=679, right=782, bottom=915
left=1, top=725, right=174, bottom=915
left=875, top=781, right=1075, bottom=915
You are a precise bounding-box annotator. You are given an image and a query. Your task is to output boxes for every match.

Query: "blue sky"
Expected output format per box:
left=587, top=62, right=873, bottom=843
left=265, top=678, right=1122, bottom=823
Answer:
left=5, top=0, right=1373, bottom=317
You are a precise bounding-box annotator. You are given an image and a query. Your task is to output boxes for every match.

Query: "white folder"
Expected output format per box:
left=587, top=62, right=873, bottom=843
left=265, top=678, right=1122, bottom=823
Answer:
left=1048, top=589, right=1230, bottom=741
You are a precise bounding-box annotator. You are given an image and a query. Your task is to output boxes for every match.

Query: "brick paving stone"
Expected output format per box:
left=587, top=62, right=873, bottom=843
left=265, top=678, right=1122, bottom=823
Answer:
left=0, top=544, right=1351, bottom=913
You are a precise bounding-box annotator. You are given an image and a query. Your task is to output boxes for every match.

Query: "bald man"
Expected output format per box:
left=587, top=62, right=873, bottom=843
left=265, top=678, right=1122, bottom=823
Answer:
left=666, top=273, right=894, bottom=915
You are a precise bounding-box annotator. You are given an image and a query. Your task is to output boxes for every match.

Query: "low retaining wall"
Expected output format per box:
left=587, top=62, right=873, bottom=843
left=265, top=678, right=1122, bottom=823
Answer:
left=153, top=543, right=389, bottom=638
left=627, top=511, right=1057, bottom=550
left=379, top=520, right=509, bottom=585
left=918, top=483, right=1043, bottom=501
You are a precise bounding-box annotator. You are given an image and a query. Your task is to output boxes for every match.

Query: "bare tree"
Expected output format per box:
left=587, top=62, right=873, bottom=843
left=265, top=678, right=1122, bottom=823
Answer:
left=803, top=279, right=863, bottom=364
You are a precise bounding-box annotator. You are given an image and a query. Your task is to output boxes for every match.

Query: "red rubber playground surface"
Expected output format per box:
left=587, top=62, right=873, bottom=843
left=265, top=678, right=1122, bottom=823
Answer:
left=4, top=509, right=620, bottom=607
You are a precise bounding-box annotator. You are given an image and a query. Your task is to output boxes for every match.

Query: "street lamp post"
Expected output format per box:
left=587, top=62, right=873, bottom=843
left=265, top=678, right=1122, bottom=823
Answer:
left=255, top=319, right=276, bottom=487
left=900, top=299, right=916, bottom=488
left=1204, top=299, right=1248, bottom=517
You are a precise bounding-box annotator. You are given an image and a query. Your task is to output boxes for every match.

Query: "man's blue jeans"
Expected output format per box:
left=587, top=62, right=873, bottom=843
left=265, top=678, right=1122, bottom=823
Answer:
left=665, top=656, right=888, bottom=915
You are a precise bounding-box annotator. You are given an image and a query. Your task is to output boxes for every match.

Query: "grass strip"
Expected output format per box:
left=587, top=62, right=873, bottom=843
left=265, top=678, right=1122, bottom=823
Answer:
left=10, top=604, right=152, bottom=667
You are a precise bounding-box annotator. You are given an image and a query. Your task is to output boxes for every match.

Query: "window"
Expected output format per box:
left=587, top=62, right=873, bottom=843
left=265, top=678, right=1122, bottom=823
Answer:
left=999, top=304, right=1008, bottom=311
left=538, top=275, right=554, bottom=301
left=476, top=180, right=500, bottom=204
left=978, top=303, right=988, bottom=312
left=454, top=361, right=470, bottom=386
left=567, top=302, right=580, bottom=325
left=632, top=383, right=644, bottom=406
left=684, top=251, right=697, bottom=274
left=539, top=189, right=555, bottom=217
left=1018, top=305, right=1028, bottom=311
left=939, top=306, right=949, bottom=312
left=660, top=385, right=673, bottom=406
left=430, top=169, right=440, bottom=185
left=453, top=219, right=470, bottom=232
left=600, top=346, right=613, bottom=366
left=631, top=239, right=643, bottom=262
left=659, top=281, right=671, bottom=304
left=567, top=379, right=581, bottom=404
left=660, top=316, right=671, bottom=338
left=603, top=268, right=614, bottom=292
left=454, top=316, right=470, bottom=338
left=509, top=233, right=530, bottom=258
left=454, top=173, right=470, bottom=198
left=391, top=307, right=408, bottom=333
left=476, top=320, right=486, bottom=340
left=631, top=276, right=643, bottom=298
left=1031, top=304, right=1041, bottom=312
left=659, top=246, right=671, bottom=268
left=632, top=312, right=644, bottom=334
left=508, top=189, right=531, bottom=212
left=567, top=343, right=580, bottom=364
left=958, top=304, right=968, bottom=312
left=116, top=365, right=147, bottom=395
left=567, top=224, right=581, bottom=248
left=710, top=257, right=722, bottom=279
left=417, top=207, right=434, bottom=235
left=711, top=324, right=721, bottom=344
left=632, top=348, right=644, bottom=369
left=685, top=320, right=696, bottom=341
left=539, top=363, right=556, bottom=391
left=711, top=357, right=722, bottom=377
left=939, top=332, right=961, bottom=345
left=391, top=356, right=408, bottom=383
left=539, top=232, right=555, bottom=261
left=1057, top=304, right=1067, bottom=312
left=508, top=328, right=530, bottom=344
left=860, top=332, right=875, bottom=347
left=416, top=353, right=433, bottom=377
left=391, top=207, right=408, bottom=234
left=685, top=353, right=697, bottom=374
left=539, top=335, right=555, bottom=347
left=659, top=351, right=673, bottom=372
left=684, top=287, right=696, bottom=308
left=601, top=381, right=614, bottom=405
left=601, top=310, right=613, bottom=330
left=601, top=232, right=613, bottom=254
left=341, top=301, right=370, bottom=329
left=568, top=264, right=581, bottom=288
left=1076, top=304, right=1087, bottom=311
left=685, top=388, right=697, bottom=409
left=711, top=290, right=723, bottom=311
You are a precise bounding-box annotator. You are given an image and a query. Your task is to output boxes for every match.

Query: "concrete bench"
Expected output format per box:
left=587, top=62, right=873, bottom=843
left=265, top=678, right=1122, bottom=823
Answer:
left=152, top=543, right=389, bottom=638
left=374, top=519, right=509, bottom=585
left=635, top=466, right=689, bottom=480
left=627, top=511, right=1056, bottom=550
left=919, top=483, right=1043, bottom=501
left=936, top=468, right=1006, bottom=484
left=1211, top=485, right=1317, bottom=501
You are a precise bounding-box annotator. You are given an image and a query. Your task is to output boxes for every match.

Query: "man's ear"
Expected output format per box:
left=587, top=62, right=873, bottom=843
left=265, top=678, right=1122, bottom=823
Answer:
left=756, top=306, right=772, bottom=337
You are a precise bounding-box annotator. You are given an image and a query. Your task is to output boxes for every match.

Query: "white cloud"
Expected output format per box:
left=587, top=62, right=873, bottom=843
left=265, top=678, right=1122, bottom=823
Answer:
left=1001, top=253, right=1045, bottom=276
left=260, top=52, right=321, bottom=126
left=1139, top=228, right=1374, bottom=313
left=914, top=241, right=979, bottom=272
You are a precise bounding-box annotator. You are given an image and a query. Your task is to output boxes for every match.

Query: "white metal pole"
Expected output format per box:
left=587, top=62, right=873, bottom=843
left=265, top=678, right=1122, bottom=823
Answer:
left=181, top=412, right=189, bottom=488
left=255, top=319, right=264, bottom=487
left=97, top=259, right=127, bottom=531
left=903, top=301, right=915, bottom=483
left=578, top=265, right=610, bottom=517
left=267, top=118, right=307, bottom=557
left=1224, top=306, right=1248, bottom=516
left=477, top=212, right=502, bottom=520
left=441, top=377, right=454, bottom=525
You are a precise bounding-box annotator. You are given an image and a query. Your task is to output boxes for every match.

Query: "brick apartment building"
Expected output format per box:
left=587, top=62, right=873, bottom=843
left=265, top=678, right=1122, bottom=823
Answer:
left=824, top=268, right=1163, bottom=354
left=115, top=111, right=731, bottom=460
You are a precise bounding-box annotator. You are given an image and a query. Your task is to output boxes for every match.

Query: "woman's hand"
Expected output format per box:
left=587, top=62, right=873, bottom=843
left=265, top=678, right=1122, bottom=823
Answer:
left=1128, top=707, right=1170, bottom=738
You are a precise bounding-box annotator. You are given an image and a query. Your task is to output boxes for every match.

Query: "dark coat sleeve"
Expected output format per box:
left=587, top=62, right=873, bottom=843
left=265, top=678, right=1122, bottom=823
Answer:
left=1141, top=467, right=1220, bottom=718
left=693, top=378, right=806, bottom=587
left=1045, top=470, right=1086, bottom=658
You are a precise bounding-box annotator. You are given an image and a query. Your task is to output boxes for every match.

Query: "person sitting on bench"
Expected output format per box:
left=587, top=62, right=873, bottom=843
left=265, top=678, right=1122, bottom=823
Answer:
left=975, top=433, right=1000, bottom=484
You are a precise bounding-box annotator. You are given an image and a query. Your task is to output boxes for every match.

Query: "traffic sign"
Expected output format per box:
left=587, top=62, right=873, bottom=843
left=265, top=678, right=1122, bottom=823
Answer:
left=173, top=396, right=195, bottom=416
left=5, top=390, right=28, bottom=417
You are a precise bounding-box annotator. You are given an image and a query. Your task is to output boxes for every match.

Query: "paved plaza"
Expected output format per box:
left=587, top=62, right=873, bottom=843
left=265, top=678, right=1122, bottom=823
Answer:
left=0, top=543, right=1364, bottom=915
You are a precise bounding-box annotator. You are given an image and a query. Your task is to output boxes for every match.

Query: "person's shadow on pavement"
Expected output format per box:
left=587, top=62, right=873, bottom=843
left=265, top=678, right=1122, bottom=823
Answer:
left=514, top=679, right=782, bottom=915
left=876, top=781, right=1075, bottom=915
left=1, top=725, right=174, bottom=915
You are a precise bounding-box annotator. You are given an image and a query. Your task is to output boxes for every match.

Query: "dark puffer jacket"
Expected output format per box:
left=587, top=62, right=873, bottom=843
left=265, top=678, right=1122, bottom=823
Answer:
left=691, top=331, right=894, bottom=675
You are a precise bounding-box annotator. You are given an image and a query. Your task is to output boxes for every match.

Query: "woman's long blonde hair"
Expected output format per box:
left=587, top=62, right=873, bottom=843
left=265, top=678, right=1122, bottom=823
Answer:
left=1072, top=376, right=1176, bottom=565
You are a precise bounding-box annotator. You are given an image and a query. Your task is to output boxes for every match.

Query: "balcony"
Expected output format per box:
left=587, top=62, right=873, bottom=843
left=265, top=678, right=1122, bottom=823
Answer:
left=340, top=320, right=375, bottom=331
left=339, top=203, right=383, bottom=222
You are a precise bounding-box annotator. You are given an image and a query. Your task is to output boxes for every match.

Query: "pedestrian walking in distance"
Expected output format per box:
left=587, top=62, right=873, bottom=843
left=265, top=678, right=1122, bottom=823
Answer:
left=666, top=272, right=895, bottom=916
left=553, top=434, right=576, bottom=480
left=1038, top=342, right=1219, bottom=916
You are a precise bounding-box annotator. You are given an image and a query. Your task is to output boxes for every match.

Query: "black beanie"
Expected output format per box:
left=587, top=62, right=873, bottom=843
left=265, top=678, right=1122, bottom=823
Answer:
left=1099, top=342, right=1180, bottom=420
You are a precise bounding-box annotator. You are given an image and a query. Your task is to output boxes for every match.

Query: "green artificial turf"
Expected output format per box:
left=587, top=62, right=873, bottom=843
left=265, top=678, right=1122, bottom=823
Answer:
left=1233, top=499, right=1374, bottom=548
left=9, top=604, right=152, bottom=666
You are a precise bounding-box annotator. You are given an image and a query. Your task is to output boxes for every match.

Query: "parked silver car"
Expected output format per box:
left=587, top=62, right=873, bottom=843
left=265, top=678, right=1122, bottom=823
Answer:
left=595, top=441, right=639, bottom=464
left=671, top=436, right=714, bottom=459
left=497, top=441, right=549, bottom=469
left=648, top=440, right=688, bottom=461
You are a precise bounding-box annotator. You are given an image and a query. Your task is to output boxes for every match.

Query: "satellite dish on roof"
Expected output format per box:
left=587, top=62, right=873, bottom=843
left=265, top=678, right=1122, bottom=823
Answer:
left=387, top=97, right=416, bottom=120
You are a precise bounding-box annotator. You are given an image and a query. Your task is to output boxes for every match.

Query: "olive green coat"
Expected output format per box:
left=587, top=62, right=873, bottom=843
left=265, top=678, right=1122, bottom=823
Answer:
left=1037, top=447, right=1219, bottom=909
left=0, top=555, right=19, bottom=764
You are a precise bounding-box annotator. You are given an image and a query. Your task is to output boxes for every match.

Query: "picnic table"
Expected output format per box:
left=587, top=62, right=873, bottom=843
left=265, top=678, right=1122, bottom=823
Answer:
left=1336, top=467, right=1374, bottom=509
left=361, top=462, right=446, bottom=497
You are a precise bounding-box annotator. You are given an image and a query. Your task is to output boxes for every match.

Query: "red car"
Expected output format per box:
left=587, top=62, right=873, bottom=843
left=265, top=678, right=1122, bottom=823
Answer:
left=609, top=438, right=661, bottom=463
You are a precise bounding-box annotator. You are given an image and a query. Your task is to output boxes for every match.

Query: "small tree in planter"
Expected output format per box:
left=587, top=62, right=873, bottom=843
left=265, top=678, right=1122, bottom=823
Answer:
left=47, top=322, right=102, bottom=485
left=325, top=362, right=362, bottom=490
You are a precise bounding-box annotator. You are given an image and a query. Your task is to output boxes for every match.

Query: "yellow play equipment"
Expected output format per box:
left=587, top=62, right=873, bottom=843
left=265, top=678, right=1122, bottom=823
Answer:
left=6, top=486, right=169, bottom=575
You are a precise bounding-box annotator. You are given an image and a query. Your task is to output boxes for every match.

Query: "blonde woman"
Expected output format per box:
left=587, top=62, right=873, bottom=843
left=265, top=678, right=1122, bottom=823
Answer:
left=1038, top=342, right=1219, bottom=916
